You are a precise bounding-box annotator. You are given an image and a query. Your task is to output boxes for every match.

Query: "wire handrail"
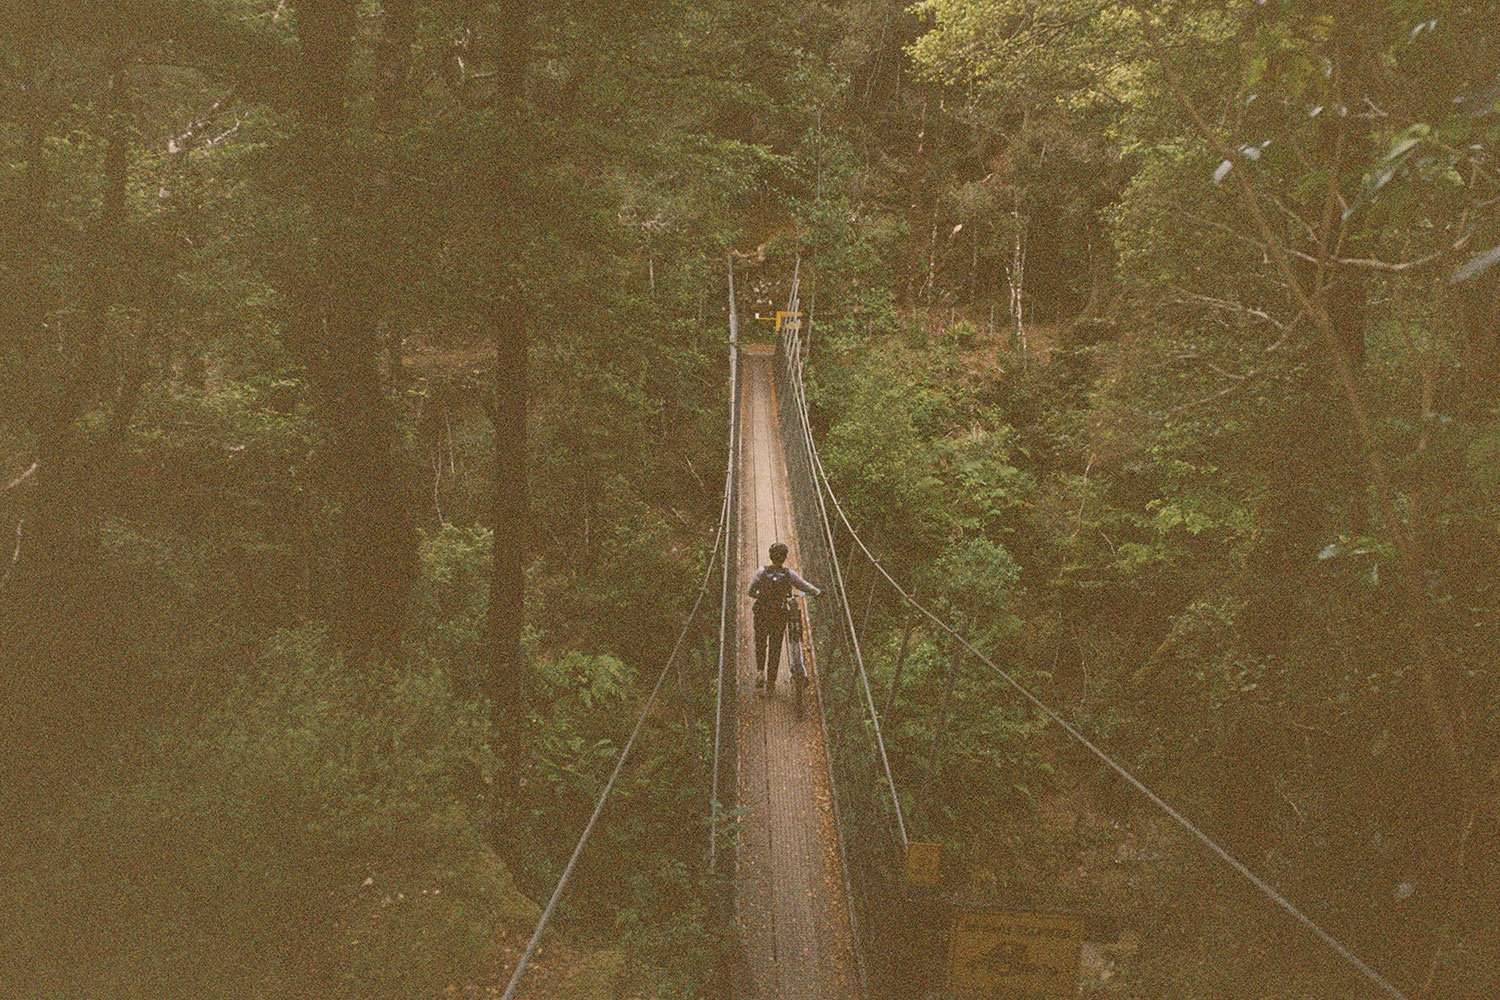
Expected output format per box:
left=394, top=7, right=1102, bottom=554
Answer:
left=502, top=263, right=741, bottom=1000
left=710, top=256, right=742, bottom=875
left=780, top=323, right=908, bottom=848
left=499, top=493, right=726, bottom=1000
left=768, top=262, right=899, bottom=997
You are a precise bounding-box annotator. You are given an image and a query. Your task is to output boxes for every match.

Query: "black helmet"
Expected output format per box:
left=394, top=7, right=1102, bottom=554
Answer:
left=769, top=542, right=788, bottom=564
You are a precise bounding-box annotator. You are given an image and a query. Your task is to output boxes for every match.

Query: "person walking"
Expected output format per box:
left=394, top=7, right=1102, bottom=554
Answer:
left=747, top=542, right=821, bottom=693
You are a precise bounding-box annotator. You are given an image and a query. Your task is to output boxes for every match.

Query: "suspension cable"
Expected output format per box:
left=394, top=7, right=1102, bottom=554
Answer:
left=709, top=257, right=741, bottom=874
left=779, top=320, right=909, bottom=849
left=798, top=399, right=1410, bottom=1000
left=500, top=483, right=730, bottom=1000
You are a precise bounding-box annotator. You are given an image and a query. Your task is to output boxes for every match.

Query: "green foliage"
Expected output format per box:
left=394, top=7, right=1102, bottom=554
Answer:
left=6, top=0, right=1498, bottom=996
left=3, top=627, right=507, bottom=998
left=1467, top=420, right=1500, bottom=493
left=813, top=214, right=1494, bottom=994
left=945, top=423, right=1038, bottom=536
left=2, top=1, right=755, bottom=991
left=935, top=535, right=1019, bottom=617
left=817, top=344, right=957, bottom=555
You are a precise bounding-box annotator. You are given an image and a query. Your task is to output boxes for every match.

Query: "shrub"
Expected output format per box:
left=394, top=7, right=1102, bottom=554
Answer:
left=3, top=627, right=513, bottom=999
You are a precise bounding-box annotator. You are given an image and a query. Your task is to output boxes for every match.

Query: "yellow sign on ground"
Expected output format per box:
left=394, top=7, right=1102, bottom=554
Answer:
left=903, top=841, right=943, bottom=889
left=775, top=310, right=801, bottom=335
left=945, top=908, right=1082, bottom=1000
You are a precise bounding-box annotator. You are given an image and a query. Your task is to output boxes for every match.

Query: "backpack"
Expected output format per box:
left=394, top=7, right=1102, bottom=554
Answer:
left=752, top=565, right=792, bottom=609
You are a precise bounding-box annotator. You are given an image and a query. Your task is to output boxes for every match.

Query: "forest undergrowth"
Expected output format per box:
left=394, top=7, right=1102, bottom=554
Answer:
left=807, top=303, right=1498, bottom=997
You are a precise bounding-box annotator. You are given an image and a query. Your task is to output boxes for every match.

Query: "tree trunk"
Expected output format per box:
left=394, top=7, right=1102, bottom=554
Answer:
left=1458, top=271, right=1500, bottom=403
left=1008, top=207, right=1028, bottom=368
left=290, top=0, right=417, bottom=665
left=882, top=601, right=919, bottom=721
left=484, top=0, right=532, bottom=738
left=375, top=0, right=417, bottom=125
left=28, top=46, right=129, bottom=553
left=913, top=628, right=963, bottom=831
left=485, top=298, right=527, bottom=726
left=16, top=86, right=52, bottom=356
left=333, top=308, right=416, bottom=663
left=292, top=0, right=356, bottom=128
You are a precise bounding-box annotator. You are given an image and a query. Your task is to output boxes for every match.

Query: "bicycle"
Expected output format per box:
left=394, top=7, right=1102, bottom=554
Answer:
left=785, top=593, right=809, bottom=719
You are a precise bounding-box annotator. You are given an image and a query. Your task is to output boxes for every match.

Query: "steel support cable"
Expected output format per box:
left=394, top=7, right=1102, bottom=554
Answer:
left=780, top=325, right=909, bottom=849
left=709, top=384, right=736, bottom=870
left=710, top=260, right=742, bottom=873
left=501, top=498, right=726, bottom=999
left=798, top=410, right=1411, bottom=1000
left=774, top=311, right=874, bottom=1000
left=501, top=433, right=735, bottom=1000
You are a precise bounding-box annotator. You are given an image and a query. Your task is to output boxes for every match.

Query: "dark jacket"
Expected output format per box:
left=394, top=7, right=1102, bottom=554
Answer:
left=748, top=565, right=820, bottom=621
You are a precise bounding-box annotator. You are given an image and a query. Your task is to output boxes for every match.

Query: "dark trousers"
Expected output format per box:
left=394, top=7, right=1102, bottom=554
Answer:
left=753, top=608, right=787, bottom=682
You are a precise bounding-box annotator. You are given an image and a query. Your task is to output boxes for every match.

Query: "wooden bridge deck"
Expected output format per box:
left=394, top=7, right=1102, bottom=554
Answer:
left=735, top=344, right=862, bottom=1000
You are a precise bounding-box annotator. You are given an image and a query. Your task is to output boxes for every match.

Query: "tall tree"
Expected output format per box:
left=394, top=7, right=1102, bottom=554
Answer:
left=484, top=0, right=532, bottom=737
left=285, top=0, right=416, bottom=664
left=3, top=3, right=138, bottom=557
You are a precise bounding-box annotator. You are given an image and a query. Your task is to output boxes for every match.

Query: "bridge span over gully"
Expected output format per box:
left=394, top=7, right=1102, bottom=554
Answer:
left=500, top=265, right=1415, bottom=1000
left=731, top=341, right=862, bottom=1000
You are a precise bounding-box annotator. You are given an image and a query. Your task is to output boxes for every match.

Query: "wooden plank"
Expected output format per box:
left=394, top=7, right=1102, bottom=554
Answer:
left=735, top=345, right=861, bottom=1000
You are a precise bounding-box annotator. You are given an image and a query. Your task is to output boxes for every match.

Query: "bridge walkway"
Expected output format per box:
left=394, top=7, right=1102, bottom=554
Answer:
left=734, top=343, right=862, bottom=1000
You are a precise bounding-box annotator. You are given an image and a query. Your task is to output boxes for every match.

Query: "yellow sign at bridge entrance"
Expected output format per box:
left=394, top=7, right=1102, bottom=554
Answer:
left=945, top=908, right=1082, bottom=1000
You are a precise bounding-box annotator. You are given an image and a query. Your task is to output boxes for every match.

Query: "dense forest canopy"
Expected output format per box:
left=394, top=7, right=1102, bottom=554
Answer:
left=1, top=1, right=1496, bottom=997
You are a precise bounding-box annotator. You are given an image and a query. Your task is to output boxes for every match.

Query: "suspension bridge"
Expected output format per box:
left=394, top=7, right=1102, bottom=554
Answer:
left=499, top=262, right=1413, bottom=1000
